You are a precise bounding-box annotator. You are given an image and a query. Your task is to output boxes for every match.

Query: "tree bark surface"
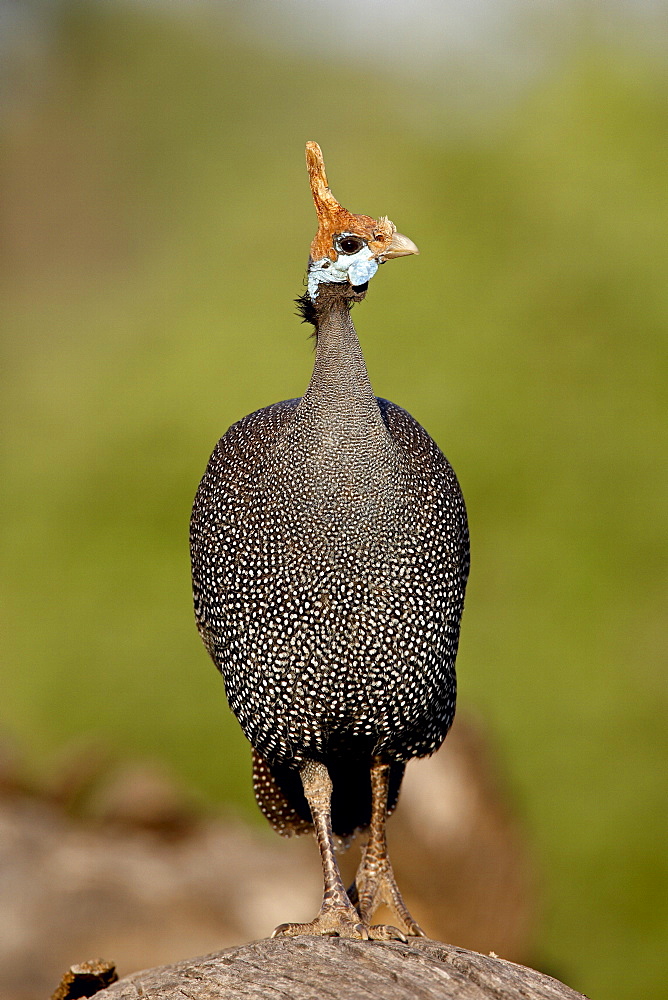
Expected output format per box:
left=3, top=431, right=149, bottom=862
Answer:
left=100, top=936, right=587, bottom=1000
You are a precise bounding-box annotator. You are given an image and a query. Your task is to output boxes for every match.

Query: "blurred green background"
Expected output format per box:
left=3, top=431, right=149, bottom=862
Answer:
left=1, top=1, right=666, bottom=996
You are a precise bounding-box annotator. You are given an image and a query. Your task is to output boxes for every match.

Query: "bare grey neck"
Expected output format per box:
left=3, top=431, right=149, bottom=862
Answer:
left=298, top=291, right=386, bottom=440
left=271, top=286, right=402, bottom=508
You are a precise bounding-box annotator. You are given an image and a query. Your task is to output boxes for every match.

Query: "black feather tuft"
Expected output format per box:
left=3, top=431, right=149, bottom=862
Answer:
left=295, top=292, right=317, bottom=327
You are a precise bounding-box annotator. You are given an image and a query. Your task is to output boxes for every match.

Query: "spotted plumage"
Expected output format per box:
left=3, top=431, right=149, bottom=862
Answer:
left=190, top=144, right=469, bottom=939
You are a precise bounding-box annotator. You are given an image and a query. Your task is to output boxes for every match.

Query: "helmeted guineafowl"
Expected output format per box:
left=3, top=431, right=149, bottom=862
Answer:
left=190, top=142, right=469, bottom=939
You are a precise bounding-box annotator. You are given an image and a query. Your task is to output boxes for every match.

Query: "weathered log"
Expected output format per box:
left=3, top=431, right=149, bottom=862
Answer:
left=99, top=936, right=587, bottom=1000
left=2, top=721, right=536, bottom=1000
left=51, top=959, right=118, bottom=1000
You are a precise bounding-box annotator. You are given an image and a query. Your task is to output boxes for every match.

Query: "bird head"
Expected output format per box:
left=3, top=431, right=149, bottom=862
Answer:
left=305, top=141, right=418, bottom=303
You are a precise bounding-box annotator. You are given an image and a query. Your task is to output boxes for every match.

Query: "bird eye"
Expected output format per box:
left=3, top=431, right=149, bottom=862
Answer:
left=336, top=235, right=365, bottom=255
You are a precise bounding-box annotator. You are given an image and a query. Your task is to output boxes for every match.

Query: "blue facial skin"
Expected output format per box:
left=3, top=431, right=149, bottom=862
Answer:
left=307, top=245, right=380, bottom=300
left=348, top=258, right=379, bottom=287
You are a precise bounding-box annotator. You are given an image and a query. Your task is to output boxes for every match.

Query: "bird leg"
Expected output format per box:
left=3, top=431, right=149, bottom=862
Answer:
left=348, top=758, right=425, bottom=940
left=272, top=760, right=368, bottom=939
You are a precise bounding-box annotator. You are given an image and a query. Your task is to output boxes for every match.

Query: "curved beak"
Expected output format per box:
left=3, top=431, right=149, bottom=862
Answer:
left=379, top=232, right=420, bottom=261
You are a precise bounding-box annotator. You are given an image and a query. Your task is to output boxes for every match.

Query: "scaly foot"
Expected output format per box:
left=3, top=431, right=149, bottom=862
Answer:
left=272, top=903, right=368, bottom=939
left=364, top=922, right=407, bottom=942
left=349, top=853, right=425, bottom=939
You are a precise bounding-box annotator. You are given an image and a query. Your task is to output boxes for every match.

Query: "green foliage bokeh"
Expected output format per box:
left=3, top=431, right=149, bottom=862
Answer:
left=1, top=4, right=666, bottom=998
